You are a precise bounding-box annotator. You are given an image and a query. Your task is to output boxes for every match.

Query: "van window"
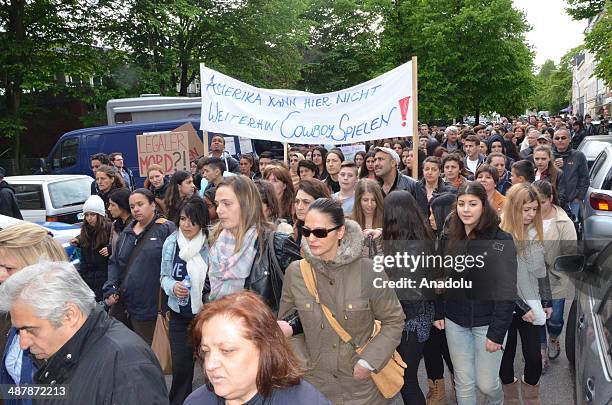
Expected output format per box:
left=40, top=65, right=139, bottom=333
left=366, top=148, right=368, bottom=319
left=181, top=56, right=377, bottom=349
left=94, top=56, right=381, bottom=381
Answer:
left=114, top=112, right=132, bottom=124
left=51, top=138, right=79, bottom=169
left=48, top=178, right=92, bottom=209
left=12, top=184, right=45, bottom=210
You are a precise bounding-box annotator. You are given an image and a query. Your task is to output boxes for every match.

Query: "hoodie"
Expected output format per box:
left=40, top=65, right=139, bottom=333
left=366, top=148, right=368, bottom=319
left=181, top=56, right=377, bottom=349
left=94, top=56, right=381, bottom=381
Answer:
left=209, top=151, right=240, bottom=174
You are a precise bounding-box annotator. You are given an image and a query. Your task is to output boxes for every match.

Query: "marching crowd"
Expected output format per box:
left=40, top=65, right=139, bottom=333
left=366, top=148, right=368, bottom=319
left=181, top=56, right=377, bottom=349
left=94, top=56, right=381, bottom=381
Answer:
left=0, top=113, right=591, bottom=404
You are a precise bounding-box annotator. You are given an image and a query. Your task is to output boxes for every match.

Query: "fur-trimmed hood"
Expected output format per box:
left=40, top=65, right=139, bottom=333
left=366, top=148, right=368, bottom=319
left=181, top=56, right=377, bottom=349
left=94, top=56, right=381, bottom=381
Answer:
left=300, top=219, right=364, bottom=269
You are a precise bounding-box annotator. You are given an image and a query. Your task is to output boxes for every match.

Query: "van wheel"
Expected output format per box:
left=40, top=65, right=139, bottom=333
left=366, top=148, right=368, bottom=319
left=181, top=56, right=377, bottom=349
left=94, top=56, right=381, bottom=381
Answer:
left=566, top=301, right=576, bottom=368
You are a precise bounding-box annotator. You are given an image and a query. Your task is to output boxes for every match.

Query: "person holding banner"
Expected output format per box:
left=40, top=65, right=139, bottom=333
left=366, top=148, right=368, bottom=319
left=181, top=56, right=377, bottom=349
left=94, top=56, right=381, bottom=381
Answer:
left=373, top=147, right=428, bottom=217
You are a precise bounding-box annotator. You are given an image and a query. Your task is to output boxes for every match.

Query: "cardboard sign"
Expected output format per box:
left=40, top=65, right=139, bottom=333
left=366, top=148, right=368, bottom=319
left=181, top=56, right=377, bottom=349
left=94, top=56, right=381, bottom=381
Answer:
left=137, top=123, right=203, bottom=177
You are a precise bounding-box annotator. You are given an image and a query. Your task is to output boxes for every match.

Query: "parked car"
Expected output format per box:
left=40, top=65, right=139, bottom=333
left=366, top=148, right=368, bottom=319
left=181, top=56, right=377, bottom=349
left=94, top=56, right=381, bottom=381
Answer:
left=577, top=135, right=612, bottom=169
left=555, top=243, right=612, bottom=405
left=4, top=175, right=93, bottom=224
left=0, top=214, right=81, bottom=268
left=578, top=145, right=612, bottom=254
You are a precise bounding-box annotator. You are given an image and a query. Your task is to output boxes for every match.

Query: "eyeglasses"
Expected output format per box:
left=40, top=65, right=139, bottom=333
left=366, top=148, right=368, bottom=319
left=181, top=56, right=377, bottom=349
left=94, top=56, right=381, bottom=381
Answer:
left=302, top=225, right=341, bottom=238
left=554, top=137, right=568, bottom=141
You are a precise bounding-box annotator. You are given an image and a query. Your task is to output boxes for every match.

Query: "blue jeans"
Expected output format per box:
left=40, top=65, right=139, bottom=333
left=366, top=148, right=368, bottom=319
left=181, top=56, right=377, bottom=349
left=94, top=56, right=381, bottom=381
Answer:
left=445, top=318, right=505, bottom=405
left=540, top=299, right=565, bottom=343
left=569, top=201, right=580, bottom=219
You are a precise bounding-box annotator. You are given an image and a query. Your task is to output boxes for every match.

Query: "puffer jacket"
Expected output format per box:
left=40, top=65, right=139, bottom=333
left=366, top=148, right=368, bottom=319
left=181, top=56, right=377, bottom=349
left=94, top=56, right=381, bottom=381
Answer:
left=203, top=228, right=301, bottom=312
left=103, top=216, right=175, bottom=321
left=279, top=220, right=405, bottom=405
left=439, top=227, right=517, bottom=344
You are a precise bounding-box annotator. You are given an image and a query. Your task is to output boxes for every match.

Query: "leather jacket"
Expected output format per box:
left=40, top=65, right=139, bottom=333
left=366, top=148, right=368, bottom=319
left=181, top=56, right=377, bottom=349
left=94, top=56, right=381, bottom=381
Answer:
left=204, top=229, right=302, bottom=312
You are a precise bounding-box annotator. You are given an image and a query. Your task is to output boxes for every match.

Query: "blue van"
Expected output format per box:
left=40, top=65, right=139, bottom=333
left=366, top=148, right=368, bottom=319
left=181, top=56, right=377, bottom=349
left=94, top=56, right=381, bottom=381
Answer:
left=41, top=119, right=283, bottom=187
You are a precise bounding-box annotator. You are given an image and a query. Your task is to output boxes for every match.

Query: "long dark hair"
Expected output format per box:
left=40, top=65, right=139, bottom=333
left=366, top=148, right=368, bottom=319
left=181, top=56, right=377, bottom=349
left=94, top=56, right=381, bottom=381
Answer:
left=79, top=213, right=111, bottom=250
left=312, top=146, right=328, bottom=180
left=359, top=151, right=376, bottom=178
left=164, top=170, right=193, bottom=223
left=447, top=181, right=499, bottom=240
left=383, top=191, right=433, bottom=250
left=430, top=192, right=456, bottom=237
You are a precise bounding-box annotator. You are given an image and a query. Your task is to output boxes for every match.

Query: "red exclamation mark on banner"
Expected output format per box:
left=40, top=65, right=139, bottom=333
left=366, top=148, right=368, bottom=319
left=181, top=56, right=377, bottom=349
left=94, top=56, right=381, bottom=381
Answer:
left=398, top=96, right=411, bottom=127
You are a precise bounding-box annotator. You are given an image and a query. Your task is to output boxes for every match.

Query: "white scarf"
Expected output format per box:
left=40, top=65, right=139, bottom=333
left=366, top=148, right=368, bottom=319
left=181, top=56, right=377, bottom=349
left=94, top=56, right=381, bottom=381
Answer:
left=177, top=229, right=208, bottom=314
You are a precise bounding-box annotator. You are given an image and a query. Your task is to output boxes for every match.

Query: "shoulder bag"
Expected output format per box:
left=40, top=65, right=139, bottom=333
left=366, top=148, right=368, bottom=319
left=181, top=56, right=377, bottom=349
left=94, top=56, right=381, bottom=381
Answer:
left=298, top=259, right=406, bottom=399
left=151, top=287, right=172, bottom=374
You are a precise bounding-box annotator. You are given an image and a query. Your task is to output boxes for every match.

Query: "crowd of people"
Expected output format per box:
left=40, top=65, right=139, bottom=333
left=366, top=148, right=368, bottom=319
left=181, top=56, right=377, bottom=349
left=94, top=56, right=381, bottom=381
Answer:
left=0, top=115, right=588, bottom=404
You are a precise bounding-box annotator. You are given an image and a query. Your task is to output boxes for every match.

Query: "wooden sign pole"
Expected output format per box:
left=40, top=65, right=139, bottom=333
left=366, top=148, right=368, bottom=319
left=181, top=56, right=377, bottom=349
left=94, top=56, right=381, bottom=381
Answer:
left=411, top=56, right=419, bottom=179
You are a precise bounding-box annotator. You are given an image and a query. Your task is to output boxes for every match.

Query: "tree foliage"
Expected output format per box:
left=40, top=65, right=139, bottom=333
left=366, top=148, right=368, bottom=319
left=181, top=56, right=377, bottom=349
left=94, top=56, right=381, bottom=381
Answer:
left=375, top=0, right=535, bottom=123
left=566, top=0, right=612, bottom=87
left=531, top=49, right=583, bottom=115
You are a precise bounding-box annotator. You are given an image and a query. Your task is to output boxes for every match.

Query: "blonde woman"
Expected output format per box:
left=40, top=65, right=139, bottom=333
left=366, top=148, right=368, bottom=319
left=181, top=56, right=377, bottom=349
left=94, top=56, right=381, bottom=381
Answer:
left=532, top=180, right=576, bottom=371
left=499, top=183, right=552, bottom=404
left=206, top=176, right=300, bottom=312
left=0, top=223, right=68, bottom=393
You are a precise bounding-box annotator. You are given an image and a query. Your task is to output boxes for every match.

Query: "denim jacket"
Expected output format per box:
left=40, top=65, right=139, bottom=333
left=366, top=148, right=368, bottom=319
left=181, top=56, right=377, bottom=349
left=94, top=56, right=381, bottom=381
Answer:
left=160, top=231, right=209, bottom=314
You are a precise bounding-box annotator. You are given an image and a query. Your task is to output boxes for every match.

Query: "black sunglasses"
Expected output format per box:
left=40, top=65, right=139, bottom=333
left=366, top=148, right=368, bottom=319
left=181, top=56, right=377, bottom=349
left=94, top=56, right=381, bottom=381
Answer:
left=302, top=225, right=341, bottom=238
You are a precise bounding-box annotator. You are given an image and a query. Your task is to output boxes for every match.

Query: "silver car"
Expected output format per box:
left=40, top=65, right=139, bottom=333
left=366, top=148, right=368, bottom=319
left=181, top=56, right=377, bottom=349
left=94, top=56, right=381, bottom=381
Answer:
left=579, top=145, right=612, bottom=253
left=5, top=175, right=93, bottom=224
left=555, top=244, right=612, bottom=405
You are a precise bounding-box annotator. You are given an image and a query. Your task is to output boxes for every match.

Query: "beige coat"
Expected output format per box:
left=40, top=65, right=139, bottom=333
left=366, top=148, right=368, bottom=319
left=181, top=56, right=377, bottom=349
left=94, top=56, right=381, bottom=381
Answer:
left=543, top=205, right=577, bottom=299
left=279, top=220, right=405, bottom=405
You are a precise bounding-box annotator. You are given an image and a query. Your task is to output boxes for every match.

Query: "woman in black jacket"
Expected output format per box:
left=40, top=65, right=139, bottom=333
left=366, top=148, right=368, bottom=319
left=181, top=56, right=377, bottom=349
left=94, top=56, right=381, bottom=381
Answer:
left=439, top=181, right=517, bottom=404
left=206, top=176, right=301, bottom=312
left=103, top=188, right=176, bottom=345
left=383, top=191, right=438, bottom=405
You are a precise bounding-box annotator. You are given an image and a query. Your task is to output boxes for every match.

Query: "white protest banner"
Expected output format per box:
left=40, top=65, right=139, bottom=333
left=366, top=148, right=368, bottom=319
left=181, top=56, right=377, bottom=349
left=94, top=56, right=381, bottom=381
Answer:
left=338, top=144, right=366, bottom=162
left=200, top=61, right=415, bottom=145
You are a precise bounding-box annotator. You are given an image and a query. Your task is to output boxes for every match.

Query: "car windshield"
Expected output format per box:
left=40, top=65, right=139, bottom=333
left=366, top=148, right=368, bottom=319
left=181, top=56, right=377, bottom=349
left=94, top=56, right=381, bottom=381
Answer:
left=48, top=178, right=92, bottom=209
left=582, top=141, right=612, bottom=159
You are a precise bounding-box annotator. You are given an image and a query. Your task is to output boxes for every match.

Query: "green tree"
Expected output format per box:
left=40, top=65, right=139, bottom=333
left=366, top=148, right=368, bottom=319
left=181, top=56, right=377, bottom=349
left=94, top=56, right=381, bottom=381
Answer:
left=566, top=0, right=612, bottom=87
left=105, top=0, right=308, bottom=95
left=377, top=0, right=535, bottom=124
left=298, top=0, right=383, bottom=93
left=0, top=0, right=119, bottom=165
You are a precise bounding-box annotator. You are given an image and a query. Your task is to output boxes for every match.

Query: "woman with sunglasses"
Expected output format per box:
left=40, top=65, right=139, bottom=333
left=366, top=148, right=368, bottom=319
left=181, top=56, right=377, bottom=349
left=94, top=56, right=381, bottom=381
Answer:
left=279, top=198, right=405, bottom=405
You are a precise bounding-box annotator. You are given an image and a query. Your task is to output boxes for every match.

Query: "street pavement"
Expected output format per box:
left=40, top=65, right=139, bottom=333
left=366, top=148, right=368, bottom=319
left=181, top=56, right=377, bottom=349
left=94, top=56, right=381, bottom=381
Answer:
left=167, top=302, right=575, bottom=404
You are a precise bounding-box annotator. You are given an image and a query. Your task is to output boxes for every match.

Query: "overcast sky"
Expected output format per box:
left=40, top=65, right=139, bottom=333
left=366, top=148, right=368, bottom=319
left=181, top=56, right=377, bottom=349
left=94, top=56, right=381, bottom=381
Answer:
left=513, top=0, right=586, bottom=68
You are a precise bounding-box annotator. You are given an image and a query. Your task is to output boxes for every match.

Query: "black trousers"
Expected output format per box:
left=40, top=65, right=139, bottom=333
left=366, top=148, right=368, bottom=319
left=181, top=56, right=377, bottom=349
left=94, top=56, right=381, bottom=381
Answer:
left=423, top=325, right=454, bottom=380
left=499, top=311, right=542, bottom=386
left=396, top=330, right=426, bottom=405
left=169, top=311, right=195, bottom=405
